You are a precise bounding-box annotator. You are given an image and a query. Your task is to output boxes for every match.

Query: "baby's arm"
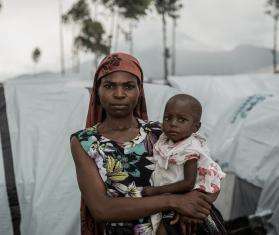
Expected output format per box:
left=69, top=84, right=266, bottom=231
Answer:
left=142, top=158, right=198, bottom=196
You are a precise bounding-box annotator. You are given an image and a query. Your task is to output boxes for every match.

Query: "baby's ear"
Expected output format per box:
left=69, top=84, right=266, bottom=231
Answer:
left=195, top=122, right=201, bottom=132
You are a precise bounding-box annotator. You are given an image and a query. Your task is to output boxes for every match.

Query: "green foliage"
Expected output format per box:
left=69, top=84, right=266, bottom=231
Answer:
left=74, top=19, right=110, bottom=55
left=155, top=0, right=183, bottom=18
left=266, top=0, right=279, bottom=18
left=100, top=0, right=153, bottom=20
left=62, top=0, right=109, bottom=60
left=32, top=48, right=42, bottom=63
left=62, top=0, right=90, bottom=23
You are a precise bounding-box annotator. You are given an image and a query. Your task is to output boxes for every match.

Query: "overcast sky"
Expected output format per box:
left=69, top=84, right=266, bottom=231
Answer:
left=0, top=0, right=273, bottom=80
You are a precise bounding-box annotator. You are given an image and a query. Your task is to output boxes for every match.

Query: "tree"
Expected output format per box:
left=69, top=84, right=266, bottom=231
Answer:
left=266, top=0, right=279, bottom=73
left=75, top=19, right=110, bottom=68
left=31, top=47, right=42, bottom=75
left=63, top=0, right=152, bottom=68
left=171, top=14, right=180, bottom=76
left=100, top=0, right=152, bottom=52
left=155, top=0, right=182, bottom=82
left=101, top=0, right=152, bottom=20
left=62, top=0, right=90, bottom=23
left=63, top=0, right=92, bottom=72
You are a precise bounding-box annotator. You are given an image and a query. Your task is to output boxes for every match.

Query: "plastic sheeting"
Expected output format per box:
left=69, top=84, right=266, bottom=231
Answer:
left=169, top=74, right=279, bottom=137
left=1, top=77, right=89, bottom=235
left=0, top=76, right=180, bottom=235
left=257, top=174, right=279, bottom=235
left=212, top=95, right=279, bottom=234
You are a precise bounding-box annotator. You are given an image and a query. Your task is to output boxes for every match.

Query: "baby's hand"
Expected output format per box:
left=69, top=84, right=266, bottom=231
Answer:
left=142, top=186, right=158, bottom=196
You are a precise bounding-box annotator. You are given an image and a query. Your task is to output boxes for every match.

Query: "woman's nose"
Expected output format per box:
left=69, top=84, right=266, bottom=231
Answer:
left=113, top=86, right=126, bottom=98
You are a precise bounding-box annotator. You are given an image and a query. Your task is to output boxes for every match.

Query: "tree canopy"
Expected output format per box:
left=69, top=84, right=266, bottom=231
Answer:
left=101, top=0, right=152, bottom=20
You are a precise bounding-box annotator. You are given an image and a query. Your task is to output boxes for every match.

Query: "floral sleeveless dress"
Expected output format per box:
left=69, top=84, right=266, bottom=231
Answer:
left=72, top=119, right=162, bottom=234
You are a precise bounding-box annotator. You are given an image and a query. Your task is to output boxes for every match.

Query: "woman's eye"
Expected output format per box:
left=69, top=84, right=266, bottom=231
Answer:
left=104, top=84, right=113, bottom=89
left=124, top=84, right=135, bottom=90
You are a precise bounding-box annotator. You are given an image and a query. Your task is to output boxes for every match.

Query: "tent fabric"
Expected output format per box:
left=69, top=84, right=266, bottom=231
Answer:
left=207, top=94, right=279, bottom=234
left=257, top=174, right=279, bottom=235
left=168, top=74, right=279, bottom=137
left=0, top=76, right=180, bottom=235
left=1, top=77, right=90, bottom=235
left=0, top=84, right=21, bottom=235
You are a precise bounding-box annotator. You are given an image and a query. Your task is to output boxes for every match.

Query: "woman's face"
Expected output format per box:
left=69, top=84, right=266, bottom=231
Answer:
left=98, top=71, right=140, bottom=118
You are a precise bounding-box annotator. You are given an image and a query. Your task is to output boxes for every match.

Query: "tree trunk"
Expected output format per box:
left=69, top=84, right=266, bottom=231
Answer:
left=114, top=24, right=120, bottom=51
left=109, top=8, right=116, bottom=52
left=95, top=53, right=99, bottom=70
left=58, top=0, right=65, bottom=75
left=273, top=15, right=278, bottom=73
left=162, top=12, right=169, bottom=83
left=171, top=17, right=176, bottom=76
left=129, top=22, right=134, bottom=54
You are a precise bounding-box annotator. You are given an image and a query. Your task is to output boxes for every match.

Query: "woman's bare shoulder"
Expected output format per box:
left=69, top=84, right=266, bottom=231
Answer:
left=70, top=126, right=98, bottom=154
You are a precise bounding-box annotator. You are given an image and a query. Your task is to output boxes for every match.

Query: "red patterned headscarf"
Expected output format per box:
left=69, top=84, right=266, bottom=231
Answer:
left=81, top=52, right=148, bottom=235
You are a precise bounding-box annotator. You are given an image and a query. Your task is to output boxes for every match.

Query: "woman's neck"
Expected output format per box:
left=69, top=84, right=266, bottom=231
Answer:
left=101, top=115, right=139, bottom=132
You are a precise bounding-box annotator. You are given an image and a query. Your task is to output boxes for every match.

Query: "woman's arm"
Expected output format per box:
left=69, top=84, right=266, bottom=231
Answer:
left=142, top=159, right=197, bottom=196
left=71, top=137, right=211, bottom=222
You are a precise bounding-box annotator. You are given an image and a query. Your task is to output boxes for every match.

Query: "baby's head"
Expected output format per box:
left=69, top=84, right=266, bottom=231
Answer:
left=162, top=94, right=202, bottom=142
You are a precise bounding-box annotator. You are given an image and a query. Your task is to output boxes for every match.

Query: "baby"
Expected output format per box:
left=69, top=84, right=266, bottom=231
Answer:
left=142, top=94, right=225, bottom=235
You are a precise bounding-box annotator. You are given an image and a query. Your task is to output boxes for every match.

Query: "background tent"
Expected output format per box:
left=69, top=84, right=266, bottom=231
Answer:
left=169, top=74, right=279, bottom=137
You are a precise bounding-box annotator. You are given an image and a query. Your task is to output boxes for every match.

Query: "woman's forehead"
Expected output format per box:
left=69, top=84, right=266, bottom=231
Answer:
left=102, top=71, right=138, bottom=83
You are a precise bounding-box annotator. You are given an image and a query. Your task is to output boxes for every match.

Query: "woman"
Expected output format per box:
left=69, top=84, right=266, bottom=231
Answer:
left=70, top=52, right=215, bottom=235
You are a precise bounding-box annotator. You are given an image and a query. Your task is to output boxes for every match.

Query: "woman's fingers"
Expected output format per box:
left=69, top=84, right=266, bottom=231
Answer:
left=199, top=192, right=214, bottom=204
left=179, top=216, right=200, bottom=235
left=195, top=202, right=211, bottom=216
left=170, top=213, right=180, bottom=225
left=186, top=222, right=191, bottom=235
left=191, top=222, right=197, bottom=235
left=180, top=222, right=187, bottom=235
left=197, top=195, right=211, bottom=209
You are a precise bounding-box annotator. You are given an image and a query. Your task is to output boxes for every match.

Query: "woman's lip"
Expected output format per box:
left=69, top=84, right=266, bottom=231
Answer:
left=110, top=104, right=128, bottom=108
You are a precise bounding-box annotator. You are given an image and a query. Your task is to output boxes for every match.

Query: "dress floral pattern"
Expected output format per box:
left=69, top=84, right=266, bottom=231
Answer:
left=72, top=119, right=161, bottom=234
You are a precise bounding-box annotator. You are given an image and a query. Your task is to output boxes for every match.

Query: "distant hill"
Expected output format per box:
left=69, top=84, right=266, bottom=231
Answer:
left=137, top=44, right=274, bottom=79
left=2, top=44, right=275, bottom=82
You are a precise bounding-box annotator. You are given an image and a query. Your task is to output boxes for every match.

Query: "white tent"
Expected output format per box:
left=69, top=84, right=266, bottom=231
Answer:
left=0, top=75, right=180, bottom=235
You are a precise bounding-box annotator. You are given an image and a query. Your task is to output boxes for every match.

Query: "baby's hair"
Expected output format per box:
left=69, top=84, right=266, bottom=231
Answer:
left=166, top=94, right=202, bottom=122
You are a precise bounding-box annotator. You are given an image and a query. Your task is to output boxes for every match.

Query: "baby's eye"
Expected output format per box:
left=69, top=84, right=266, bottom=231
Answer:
left=178, top=118, right=187, bottom=123
left=163, top=116, right=170, bottom=122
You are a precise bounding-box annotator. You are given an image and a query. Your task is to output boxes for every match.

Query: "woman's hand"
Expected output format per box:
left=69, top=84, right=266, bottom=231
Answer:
left=179, top=216, right=201, bottom=235
left=172, top=190, right=211, bottom=220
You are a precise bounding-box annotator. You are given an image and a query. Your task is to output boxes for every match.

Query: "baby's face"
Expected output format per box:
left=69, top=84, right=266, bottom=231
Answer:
left=162, top=100, right=200, bottom=143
